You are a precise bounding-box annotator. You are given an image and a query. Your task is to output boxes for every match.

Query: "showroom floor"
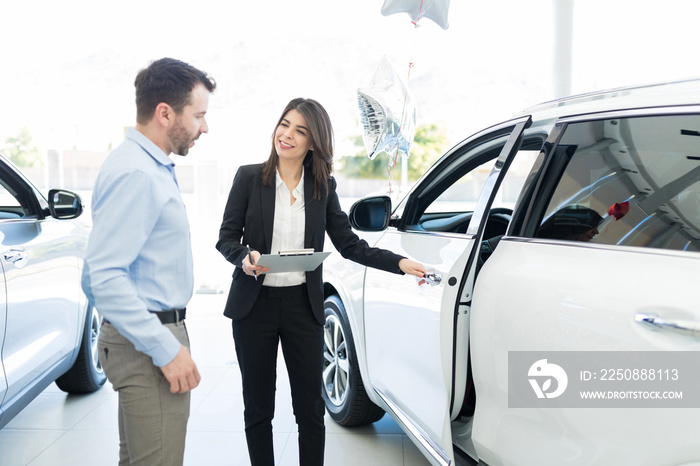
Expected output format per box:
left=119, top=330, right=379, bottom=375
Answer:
left=0, top=292, right=430, bottom=466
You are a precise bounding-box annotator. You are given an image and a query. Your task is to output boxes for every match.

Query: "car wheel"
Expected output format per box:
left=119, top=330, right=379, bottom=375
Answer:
left=55, top=303, right=107, bottom=393
left=322, top=295, right=384, bottom=426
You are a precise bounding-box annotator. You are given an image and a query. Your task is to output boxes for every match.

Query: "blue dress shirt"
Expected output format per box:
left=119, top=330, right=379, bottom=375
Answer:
left=82, top=128, right=194, bottom=367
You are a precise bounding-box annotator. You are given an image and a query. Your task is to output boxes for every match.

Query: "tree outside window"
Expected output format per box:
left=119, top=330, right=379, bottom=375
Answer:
left=2, top=127, right=42, bottom=168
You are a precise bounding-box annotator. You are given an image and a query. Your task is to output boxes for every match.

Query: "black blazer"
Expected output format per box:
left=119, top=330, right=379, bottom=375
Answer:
left=216, top=163, right=405, bottom=325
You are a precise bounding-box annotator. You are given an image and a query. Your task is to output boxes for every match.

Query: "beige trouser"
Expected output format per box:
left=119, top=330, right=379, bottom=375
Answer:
left=98, top=321, right=191, bottom=466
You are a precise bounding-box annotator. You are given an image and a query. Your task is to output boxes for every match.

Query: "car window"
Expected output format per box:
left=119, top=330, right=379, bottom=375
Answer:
left=407, top=149, right=503, bottom=235
left=0, top=181, right=26, bottom=219
left=477, top=150, right=541, bottom=240
left=424, top=158, right=496, bottom=214
left=403, top=125, right=544, bottom=235
left=534, top=114, right=700, bottom=252
left=488, top=150, right=542, bottom=213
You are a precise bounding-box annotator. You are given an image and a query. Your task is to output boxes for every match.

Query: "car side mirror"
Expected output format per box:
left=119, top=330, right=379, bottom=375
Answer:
left=348, top=195, right=391, bottom=231
left=48, top=189, right=83, bottom=219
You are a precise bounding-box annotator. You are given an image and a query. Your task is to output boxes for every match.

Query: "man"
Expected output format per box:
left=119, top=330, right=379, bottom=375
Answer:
left=82, top=57, right=216, bottom=465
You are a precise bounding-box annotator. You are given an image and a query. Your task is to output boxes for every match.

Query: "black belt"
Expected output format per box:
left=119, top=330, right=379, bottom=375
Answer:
left=151, top=308, right=186, bottom=324
left=104, top=308, right=186, bottom=325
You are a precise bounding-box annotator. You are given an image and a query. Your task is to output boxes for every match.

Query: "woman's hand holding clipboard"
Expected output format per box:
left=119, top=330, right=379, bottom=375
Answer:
left=255, top=249, right=331, bottom=274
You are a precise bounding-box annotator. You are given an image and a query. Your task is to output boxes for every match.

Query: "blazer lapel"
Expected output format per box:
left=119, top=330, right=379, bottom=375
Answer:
left=261, top=181, right=275, bottom=253
left=304, top=170, right=321, bottom=249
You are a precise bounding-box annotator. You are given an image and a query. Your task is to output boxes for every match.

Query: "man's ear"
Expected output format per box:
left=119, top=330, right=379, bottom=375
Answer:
left=154, top=102, right=173, bottom=127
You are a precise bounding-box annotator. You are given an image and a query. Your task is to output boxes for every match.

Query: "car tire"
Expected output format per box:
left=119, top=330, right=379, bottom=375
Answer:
left=55, top=303, right=107, bottom=393
left=322, top=295, right=384, bottom=426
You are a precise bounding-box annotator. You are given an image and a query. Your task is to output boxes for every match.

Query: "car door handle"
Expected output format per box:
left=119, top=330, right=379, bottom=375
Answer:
left=3, top=248, right=28, bottom=268
left=635, top=313, right=700, bottom=339
left=422, top=272, right=442, bottom=286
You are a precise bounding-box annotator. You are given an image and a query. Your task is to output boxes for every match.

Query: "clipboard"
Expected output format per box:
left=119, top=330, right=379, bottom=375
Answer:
left=256, top=249, right=331, bottom=273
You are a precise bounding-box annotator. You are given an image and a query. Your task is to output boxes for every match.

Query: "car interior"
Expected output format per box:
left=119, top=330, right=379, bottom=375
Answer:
left=533, top=115, right=700, bottom=252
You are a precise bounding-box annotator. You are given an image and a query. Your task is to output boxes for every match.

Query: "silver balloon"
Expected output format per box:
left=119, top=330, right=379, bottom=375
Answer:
left=381, top=0, right=451, bottom=30
left=357, top=56, right=416, bottom=166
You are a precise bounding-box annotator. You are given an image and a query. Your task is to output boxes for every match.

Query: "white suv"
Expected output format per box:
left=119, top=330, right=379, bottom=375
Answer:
left=322, top=79, right=700, bottom=466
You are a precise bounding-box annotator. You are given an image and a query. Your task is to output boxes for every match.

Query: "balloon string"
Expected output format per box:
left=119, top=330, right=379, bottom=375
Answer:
left=387, top=160, right=395, bottom=194
left=411, top=0, right=425, bottom=26
left=388, top=15, right=421, bottom=192
left=388, top=2, right=424, bottom=195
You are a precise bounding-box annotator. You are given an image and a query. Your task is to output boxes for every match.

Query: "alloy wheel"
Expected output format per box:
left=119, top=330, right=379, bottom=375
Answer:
left=323, top=314, right=349, bottom=407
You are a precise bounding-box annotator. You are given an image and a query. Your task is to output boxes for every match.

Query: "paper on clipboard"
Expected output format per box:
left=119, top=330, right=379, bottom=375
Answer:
left=256, top=249, right=331, bottom=273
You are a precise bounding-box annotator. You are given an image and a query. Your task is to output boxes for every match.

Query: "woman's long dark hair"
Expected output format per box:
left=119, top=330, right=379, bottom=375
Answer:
left=262, top=98, right=334, bottom=200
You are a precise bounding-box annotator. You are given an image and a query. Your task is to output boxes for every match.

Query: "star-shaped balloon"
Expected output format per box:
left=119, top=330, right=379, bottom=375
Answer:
left=381, top=0, right=451, bottom=30
left=357, top=56, right=416, bottom=166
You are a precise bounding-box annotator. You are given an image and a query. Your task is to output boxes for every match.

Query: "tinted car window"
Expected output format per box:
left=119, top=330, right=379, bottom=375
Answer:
left=536, top=115, right=700, bottom=252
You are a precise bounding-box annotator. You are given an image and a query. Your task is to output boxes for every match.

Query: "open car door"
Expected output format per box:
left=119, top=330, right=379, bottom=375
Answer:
left=470, top=112, right=700, bottom=466
left=0, top=262, right=6, bottom=426
left=361, top=117, right=532, bottom=465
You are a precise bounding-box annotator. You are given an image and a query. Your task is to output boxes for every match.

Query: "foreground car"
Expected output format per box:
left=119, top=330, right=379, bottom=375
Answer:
left=322, top=79, right=700, bottom=465
left=0, top=153, right=105, bottom=429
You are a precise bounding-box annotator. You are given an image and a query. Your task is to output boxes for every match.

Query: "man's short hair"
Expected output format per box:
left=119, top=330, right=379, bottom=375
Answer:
left=134, top=58, right=216, bottom=124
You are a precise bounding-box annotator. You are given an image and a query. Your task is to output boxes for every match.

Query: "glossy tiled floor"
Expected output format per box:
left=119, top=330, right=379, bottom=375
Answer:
left=0, top=292, right=430, bottom=466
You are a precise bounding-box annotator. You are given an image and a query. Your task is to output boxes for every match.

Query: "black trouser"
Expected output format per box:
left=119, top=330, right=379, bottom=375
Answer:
left=232, top=284, right=325, bottom=466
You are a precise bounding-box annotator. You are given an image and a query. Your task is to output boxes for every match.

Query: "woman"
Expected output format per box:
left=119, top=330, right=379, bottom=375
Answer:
left=216, top=97, right=425, bottom=466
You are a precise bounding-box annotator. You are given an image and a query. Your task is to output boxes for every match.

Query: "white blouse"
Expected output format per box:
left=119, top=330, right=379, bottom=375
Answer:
left=264, top=169, right=306, bottom=287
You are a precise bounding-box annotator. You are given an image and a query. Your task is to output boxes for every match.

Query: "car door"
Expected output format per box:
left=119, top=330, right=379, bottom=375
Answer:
left=362, top=117, right=533, bottom=465
left=0, top=163, right=82, bottom=406
left=0, top=259, right=7, bottom=423
left=470, top=111, right=700, bottom=465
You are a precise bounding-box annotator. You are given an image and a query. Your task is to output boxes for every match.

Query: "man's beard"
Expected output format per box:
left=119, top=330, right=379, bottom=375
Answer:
left=168, top=120, right=195, bottom=156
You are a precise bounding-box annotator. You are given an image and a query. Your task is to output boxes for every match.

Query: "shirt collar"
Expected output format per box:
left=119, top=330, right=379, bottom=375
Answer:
left=275, top=167, right=305, bottom=197
left=126, top=127, right=175, bottom=168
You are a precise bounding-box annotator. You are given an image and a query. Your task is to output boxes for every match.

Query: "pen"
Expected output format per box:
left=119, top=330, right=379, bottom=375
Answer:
left=246, top=245, right=257, bottom=280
